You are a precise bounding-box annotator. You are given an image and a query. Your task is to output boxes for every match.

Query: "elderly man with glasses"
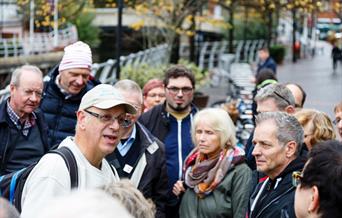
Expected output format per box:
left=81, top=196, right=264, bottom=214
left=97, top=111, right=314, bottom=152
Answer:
left=139, top=65, right=198, bottom=218
left=20, top=84, right=136, bottom=218
left=107, top=79, right=168, bottom=218
left=0, top=65, right=49, bottom=175
left=248, top=111, right=304, bottom=218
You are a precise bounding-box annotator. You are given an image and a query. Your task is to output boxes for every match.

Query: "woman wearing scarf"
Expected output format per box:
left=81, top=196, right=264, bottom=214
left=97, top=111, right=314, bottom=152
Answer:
left=173, top=108, right=252, bottom=218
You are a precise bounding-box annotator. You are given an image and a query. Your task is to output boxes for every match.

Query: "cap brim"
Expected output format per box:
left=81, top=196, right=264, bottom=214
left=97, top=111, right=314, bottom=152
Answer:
left=93, top=100, right=137, bottom=114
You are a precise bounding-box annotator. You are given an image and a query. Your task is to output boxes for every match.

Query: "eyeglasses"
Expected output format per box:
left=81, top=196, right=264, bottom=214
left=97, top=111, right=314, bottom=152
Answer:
left=292, top=171, right=303, bottom=187
left=84, top=109, right=132, bottom=127
left=166, top=86, right=193, bottom=94
left=147, top=93, right=166, bottom=98
left=273, top=90, right=291, bottom=106
left=333, top=118, right=341, bottom=125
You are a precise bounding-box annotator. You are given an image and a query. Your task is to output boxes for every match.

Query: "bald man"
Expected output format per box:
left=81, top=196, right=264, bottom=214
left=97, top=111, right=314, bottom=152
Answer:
left=285, top=83, right=306, bottom=109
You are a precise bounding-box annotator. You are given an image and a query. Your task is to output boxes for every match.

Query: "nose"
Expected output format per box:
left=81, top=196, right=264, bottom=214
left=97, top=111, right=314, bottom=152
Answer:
left=108, top=119, right=120, bottom=130
left=252, top=143, right=260, bottom=157
left=29, top=92, right=39, bottom=102
left=176, top=90, right=184, bottom=97
left=75, top=75, right=85, bottom=85
left=198, top=133, right=206, bottom=142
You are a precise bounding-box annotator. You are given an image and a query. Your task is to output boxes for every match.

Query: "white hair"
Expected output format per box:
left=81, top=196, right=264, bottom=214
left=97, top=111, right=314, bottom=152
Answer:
left=36, top=189, right=133, bottom=218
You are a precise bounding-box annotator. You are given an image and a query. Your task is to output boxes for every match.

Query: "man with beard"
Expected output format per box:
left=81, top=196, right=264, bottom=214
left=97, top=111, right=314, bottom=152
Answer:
left=139, top=65, right=198, bottom=218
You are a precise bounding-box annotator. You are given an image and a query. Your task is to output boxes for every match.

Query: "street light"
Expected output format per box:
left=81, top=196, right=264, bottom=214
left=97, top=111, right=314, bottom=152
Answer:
left=53, top=0, right=58, bottom=47
left=116, top=0, right=123, bottom=80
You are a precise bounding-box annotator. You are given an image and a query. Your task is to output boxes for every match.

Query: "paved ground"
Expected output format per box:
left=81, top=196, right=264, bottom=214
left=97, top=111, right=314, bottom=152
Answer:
left=277, top=41, right=342, bottom=119
left=200, top=41, right=342, bottom=120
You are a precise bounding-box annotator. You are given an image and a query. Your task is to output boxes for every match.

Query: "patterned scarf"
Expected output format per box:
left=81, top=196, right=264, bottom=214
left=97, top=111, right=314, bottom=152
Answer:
left=184, top=146, right=245, bottom=198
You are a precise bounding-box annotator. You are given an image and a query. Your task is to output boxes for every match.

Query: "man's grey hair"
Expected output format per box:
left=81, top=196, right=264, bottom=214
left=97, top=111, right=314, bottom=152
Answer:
left=255, top=83, right=295, bottom=110
left=102, top=179, right=156, bottom=218
left=114, top=79, right=143, bottom=104
left=10, top=65, right=43, bottom=86
left=36, top=189, right=132, bottom=218
left=256, top=111, right=304, bottom=154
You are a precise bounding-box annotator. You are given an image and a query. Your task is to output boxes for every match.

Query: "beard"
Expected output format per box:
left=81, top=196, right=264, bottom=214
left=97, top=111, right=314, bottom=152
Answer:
left=167, top=101, right=191, bottom=112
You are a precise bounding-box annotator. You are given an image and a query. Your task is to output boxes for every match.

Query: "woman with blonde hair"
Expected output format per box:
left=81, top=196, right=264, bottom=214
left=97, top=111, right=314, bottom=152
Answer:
left=173, top=108, right=251, bottom=218
left=294, top=109, right=336, bottom=150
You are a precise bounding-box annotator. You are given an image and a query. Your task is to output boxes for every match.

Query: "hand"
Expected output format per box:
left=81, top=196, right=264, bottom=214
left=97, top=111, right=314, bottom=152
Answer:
left=172, top=180, right=185, bottom=196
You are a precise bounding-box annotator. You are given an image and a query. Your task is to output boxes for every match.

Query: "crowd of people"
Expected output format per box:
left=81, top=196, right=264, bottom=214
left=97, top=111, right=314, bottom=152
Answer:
left=0, top=41, right=341, bottom=218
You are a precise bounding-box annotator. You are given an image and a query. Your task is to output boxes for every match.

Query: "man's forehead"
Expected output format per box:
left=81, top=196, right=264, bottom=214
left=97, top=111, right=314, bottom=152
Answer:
left=168, top=77, right=192, bottom=86
left=257, top=98, right=279, bottom=113
left=60, top=68, right=91, bottom=75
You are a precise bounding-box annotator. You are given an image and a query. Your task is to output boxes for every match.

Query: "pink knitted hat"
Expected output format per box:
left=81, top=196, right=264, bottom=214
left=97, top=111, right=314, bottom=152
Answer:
left=58, top=41, right=92, bottom=72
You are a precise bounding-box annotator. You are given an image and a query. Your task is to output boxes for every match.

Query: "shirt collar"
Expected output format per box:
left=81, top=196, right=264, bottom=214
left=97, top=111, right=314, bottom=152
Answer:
left=117, top=124, right=137, bottom=156
left=55, top=74, right=73, bottom=99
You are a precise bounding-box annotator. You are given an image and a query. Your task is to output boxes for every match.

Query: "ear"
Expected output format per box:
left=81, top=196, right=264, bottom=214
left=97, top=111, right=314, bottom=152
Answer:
left=285, top=141, right=297, bottom=158
left=10, top=84, right=16, bottom=93
left=308, top=186, right=320, bottom=213
left=285, top=105, right=296, bottom=114
left=76, top=110, right=87, bottom=130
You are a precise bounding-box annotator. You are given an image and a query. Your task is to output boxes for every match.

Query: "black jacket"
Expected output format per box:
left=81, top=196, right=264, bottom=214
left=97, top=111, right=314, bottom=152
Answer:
left=248, top=157, right=304, bottom=218
left=39, top=65, right=100, bottom=146
left=139, top=102, right=198, bottom=142
left=106, top=122, right=168, bottom=218
left=0, top=100, right=49, bottom=175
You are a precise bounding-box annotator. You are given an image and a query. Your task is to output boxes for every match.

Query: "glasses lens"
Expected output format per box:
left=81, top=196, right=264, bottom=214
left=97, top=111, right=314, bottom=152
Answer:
left=167, top=87, right=193, bottom=94
left=182, top=87, right=193, bottom=94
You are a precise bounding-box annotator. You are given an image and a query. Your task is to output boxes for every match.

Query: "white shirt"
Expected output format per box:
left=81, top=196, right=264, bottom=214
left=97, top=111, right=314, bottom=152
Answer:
left=21, top=137, right=119, bottom=218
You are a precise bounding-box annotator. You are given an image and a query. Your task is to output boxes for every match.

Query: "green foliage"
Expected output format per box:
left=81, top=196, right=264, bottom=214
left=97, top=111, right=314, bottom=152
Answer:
left=121, top=64, right=166, bottom=88
left=72, top=10, right=101, bottom=48
left=233, top=18, right=267, bottom=40
left=269, top=44, right=286, bottom=64
left=177, top=59, right=208, bottom=88
left=120, top=59, right=207, bottom=88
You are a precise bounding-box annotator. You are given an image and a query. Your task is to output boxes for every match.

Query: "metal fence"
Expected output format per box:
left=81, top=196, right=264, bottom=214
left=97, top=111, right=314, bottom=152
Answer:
left=0, top=25, right=78, bottom=57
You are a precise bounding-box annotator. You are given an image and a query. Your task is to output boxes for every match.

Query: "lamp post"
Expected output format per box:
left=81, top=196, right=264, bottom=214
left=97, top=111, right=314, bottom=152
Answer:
left=53, top=0, right=58, bottom=47
left=115, top=0, right=123, bottom=80
left=29, top=0, right=34, bottom=54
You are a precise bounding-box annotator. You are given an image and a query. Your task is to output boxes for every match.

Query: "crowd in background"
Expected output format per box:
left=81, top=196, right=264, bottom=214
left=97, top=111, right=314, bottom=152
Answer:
left=0, top=41, right=341, bottom=218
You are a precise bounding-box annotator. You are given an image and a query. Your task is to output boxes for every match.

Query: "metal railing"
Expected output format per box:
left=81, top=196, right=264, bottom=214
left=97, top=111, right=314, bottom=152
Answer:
left=91, top=44, right=170, bottom=84
left=0, top=25, right=78, bottom=57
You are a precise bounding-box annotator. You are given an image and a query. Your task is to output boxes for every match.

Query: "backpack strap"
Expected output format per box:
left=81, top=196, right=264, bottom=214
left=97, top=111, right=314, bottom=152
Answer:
left=50, top=147, right=78, bottom=188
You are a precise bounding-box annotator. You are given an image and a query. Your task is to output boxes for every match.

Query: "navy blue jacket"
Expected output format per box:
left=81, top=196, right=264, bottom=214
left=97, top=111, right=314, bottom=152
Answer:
left=39, top=65, right=100, bottom=147
left=0, top=100, right=49, bottom=175
left=139, top=103, right=198, bottom=206
left=257, top=57, right=277, bottom=74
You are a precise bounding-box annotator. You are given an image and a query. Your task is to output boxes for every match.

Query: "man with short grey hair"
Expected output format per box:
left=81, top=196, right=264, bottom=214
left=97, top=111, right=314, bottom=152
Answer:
left=255, top=83, right=296, bottom=114
left=110, top=79, right=168, bottom=218
left=0, top=65, right=49, bottom=175
left=246, top=83, right=296, bottom=170
left=248, top=111, right=304, bottom=218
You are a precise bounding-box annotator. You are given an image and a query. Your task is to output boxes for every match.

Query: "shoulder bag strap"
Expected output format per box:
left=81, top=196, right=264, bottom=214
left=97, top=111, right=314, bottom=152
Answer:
left=50, top=147, right=78, bottom=188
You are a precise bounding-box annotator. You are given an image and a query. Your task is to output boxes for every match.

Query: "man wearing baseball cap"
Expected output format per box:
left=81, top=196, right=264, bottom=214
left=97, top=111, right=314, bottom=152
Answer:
left=40, top=41, right=100, bottom=147
left=21, top=84, right=136, bottom=218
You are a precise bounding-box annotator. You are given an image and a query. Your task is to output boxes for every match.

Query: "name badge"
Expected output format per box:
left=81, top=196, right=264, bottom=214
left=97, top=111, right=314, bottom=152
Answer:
left=123, top=164, right=133, bottom=174
left=147, top=142, right=159, bottom=154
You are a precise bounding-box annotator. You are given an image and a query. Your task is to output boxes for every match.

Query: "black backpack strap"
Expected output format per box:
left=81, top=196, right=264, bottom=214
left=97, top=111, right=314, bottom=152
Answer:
left=50, top=147, right=78, bottom=188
